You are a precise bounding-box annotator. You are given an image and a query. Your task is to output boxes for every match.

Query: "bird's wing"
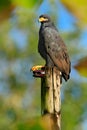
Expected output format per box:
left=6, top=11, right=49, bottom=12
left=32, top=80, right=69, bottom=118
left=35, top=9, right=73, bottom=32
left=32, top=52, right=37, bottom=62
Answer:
left=44, top=27, right=71, bottom=75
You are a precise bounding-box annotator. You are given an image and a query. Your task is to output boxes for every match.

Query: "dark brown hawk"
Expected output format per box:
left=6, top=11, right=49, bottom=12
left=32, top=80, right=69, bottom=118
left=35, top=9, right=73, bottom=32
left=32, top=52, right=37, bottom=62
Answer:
left=38, top=14, right=71, bottom=81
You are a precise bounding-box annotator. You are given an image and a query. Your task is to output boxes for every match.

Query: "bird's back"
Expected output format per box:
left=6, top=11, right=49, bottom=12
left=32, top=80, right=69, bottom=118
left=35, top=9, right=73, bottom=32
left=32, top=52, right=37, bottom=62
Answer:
left=42, top=26, right=71, bottom=81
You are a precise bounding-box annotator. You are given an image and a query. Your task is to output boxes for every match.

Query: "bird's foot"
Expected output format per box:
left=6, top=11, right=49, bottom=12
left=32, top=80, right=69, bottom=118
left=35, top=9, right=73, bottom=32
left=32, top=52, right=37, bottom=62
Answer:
left=31, top=65, right=45, bottom=78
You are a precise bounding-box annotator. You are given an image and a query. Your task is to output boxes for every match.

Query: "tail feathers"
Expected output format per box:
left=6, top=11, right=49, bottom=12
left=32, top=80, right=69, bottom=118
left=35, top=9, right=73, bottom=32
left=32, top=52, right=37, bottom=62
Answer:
left=62, top=73, right=70, bottom=81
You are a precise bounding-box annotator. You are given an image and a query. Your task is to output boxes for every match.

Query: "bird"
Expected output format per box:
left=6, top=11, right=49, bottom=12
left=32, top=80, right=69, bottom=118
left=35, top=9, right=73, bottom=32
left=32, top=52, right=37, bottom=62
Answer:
left=38, top=14, right=71, bottom=81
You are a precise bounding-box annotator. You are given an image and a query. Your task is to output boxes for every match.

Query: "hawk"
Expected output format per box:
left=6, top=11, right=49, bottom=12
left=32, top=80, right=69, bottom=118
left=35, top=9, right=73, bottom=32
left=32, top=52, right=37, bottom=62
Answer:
left=38, top=14, right=71, bottom=81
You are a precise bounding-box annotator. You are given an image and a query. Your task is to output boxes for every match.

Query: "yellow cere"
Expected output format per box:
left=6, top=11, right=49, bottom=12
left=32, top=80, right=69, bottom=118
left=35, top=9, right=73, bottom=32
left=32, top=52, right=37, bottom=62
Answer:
left=39, top=17, right=48, bottom=22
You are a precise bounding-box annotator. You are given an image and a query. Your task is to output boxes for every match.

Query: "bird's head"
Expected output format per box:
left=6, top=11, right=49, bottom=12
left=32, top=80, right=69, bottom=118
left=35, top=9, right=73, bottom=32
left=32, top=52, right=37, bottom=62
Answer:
left=39, top=14, right=51, bottom=23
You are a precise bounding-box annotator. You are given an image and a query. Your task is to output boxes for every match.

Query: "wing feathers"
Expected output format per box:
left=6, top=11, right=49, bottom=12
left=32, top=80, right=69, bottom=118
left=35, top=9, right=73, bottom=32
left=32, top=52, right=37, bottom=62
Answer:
left=44, top=27, right=71, bottom=76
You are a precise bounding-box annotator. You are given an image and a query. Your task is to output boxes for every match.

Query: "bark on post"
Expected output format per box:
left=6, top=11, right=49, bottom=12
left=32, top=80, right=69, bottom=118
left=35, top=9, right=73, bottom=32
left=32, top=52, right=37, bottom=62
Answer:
left=41, top=67, right=61, bottom=130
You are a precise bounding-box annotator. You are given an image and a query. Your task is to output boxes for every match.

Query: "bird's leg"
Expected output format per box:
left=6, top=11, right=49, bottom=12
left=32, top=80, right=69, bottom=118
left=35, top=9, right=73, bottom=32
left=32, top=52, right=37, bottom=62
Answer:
left=31, top=65, right=45, bottom=78
left=31, top=65, right=45, bottom=71
left=46, top=55, right=54, bottom=67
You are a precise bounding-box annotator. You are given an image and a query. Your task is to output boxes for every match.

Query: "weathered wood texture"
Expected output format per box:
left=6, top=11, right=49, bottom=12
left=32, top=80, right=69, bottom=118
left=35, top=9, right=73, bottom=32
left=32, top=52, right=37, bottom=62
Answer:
left=41, top=67, right=61, bottom=130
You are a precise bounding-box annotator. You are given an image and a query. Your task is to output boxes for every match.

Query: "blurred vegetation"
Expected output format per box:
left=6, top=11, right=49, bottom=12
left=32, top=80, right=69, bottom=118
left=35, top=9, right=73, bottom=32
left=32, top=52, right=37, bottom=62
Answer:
left=61, top=0, right=87, bottom=25
left=0, top=0, right=87, bottom=130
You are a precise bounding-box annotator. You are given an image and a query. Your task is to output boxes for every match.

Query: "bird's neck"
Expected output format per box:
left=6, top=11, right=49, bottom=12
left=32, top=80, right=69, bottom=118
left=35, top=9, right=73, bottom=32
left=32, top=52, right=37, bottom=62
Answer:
left=42, top=22, right=53, bottom=27
left=41, top=22, right=57, bottom=30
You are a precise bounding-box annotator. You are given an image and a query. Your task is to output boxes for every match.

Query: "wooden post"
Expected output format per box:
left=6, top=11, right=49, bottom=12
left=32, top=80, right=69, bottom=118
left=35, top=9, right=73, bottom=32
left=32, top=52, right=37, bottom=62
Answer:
left=41, top=67, right=61, bottom=130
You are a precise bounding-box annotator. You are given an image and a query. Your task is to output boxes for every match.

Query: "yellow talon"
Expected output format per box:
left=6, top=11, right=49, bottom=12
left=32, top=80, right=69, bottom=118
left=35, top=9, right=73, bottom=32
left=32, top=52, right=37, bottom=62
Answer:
left=31, top=65, right=44, bottom=71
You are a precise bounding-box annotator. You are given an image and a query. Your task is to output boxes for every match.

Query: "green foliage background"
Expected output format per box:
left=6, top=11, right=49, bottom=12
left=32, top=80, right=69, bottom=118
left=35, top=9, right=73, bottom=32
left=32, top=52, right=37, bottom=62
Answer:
left=0, top=0, right=87, bottom=130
